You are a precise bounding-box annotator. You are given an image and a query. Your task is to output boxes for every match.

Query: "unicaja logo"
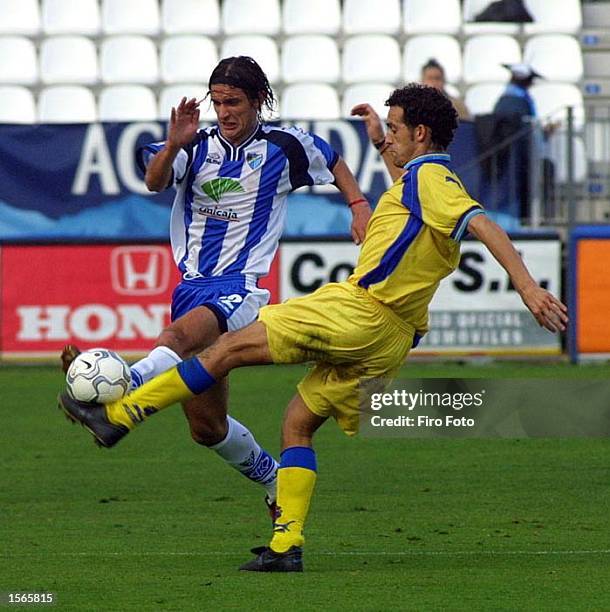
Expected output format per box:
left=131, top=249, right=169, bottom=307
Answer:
left=111, top=246, right=170, bottom=296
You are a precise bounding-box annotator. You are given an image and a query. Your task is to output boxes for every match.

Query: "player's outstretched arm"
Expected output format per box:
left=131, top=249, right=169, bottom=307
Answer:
left=145, top=97, right=201, bottom=192
left=350, top=103, right=403, bottom=183
left=331, top=157, right=372, bottom=245
left=467, top=214, right=568, bottom=333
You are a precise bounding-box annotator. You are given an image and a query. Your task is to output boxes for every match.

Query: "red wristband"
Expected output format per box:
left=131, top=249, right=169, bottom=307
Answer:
left=348, top=198, right=367, bottom=208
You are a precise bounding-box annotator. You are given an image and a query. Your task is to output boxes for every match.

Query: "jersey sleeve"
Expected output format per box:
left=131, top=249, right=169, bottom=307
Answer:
left=281, top=126, right=340, bottom=190
left=408, top=164, right=485, bottom=241
left=135, top=140, right=190, bottom=190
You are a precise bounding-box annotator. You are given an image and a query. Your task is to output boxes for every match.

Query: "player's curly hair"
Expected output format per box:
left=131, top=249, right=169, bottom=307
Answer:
left=208, top=56, right=276, bottom=120
left=386, top=84, right=458, bottom=149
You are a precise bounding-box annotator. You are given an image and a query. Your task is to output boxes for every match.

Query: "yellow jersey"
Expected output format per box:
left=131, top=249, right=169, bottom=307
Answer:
left=348, top=153, right=484, bottom=336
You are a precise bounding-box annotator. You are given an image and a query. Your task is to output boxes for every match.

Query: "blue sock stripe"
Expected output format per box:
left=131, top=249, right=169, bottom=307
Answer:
left=241, top=450, right=278, bottom=485
left=177, top=358, right=216, bottom=395
left=130, top=369, right=143, bottom=389
left=279, top=446, right=317, bottom=472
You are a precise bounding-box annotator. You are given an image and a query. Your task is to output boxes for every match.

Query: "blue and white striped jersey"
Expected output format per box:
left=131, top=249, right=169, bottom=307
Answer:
left=138, top=123, right=339, bottom=279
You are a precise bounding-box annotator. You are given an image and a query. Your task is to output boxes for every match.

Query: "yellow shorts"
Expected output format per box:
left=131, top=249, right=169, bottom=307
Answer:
left=258, top=281, right=415, bottom=436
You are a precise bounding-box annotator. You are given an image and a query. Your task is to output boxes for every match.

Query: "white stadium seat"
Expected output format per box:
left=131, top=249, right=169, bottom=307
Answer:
left=100, top=36, right=159, bottom=85
left=404, top=0, right=461, bottom=35
left=523, top=35, right=584, bottom=84
left=530, top=83, right=585, bottom=130
left=343, top=0, right=401, bottom=34
left=221, top=0, right=281, bottom=35
left=342, top=35, right=401, bottom=84
left=0, top=86, right=36, bottom=123
left=161, top=36, right=218, bottom=84
left=99, top=85, right=158, bottom=122
left=40, top=36, right=98, bottom=85
left=282, top=0, right=341, bottom=35
left=281, top=36, right=340, bottom=84
left=464, top=82, right=506, bottom=116
left=161, top=0, right=220, bottom=35
left=221, top=36, right=280, bottom=83
left=0, top=37, right=38, bottom=85
left=102, top=0, right=160, bottom=35
left=281, top=83, right=340, bottom=120
left=462, top=0, right=520, bottom=35
left=159, top=85, right=217, bottom=121
left=462, top=35, right=521, bottom=85
left=403, top=35, right=462, bottom=84
left=38, top=85, right=97, bottom=123
left=341, top=83, right=394, bottom=120
left=0, top=0, right=40, bottom=36
left=42, top=0, right=100, bottom=35
left=524, top=0, right=582, bottom=35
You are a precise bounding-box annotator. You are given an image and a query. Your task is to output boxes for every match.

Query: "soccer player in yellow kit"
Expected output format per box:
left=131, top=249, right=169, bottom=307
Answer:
left=59, top=84, right=568, bottom=572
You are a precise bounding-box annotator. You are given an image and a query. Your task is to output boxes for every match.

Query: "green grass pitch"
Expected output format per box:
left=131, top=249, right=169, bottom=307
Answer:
left=2, top=362, right=610, bottom=610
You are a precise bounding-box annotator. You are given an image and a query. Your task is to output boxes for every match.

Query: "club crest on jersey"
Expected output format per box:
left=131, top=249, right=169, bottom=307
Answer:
left=246, top=152, right=264, bottom=170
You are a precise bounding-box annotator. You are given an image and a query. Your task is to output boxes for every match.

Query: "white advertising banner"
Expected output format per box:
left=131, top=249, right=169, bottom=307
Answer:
left=279, top=239, right=562, bottom=355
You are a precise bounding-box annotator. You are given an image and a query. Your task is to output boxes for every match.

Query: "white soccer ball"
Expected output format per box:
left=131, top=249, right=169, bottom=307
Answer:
left=66, top=348, right=131, bottom=403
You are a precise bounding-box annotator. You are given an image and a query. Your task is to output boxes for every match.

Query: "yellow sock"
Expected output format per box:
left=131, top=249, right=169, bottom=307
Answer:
left=105, top=367, right=194, bottom=429
left=270, top=447, right=317, bottom=553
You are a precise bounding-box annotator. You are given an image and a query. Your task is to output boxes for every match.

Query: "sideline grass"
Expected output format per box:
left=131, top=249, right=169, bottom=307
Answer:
left=1, top=363, right=609, bottom=610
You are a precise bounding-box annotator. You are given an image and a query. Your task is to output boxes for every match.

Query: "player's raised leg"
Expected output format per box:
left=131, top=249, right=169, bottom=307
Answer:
left=57, top=322, right=272, bottom=444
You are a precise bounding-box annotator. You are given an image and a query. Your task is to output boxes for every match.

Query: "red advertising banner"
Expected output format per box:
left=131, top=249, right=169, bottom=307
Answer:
left=0, top=244, right=279, bottom=359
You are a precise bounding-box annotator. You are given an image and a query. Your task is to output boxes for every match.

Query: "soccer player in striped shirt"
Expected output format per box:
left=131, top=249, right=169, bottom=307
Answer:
left=60, top=56, right=371, bottom=517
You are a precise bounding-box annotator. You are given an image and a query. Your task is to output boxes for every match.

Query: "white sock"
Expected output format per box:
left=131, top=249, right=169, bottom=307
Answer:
left=210, top=416, right=278, bottom=501
left=130, top=346, right=181, bottom=389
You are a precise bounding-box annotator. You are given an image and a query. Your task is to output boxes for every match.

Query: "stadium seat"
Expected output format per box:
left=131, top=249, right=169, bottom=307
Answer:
left=342, top=35, right=401, bottom=84
left=0, top=86, right=36, bottom=123
left=0, top=37, right=38, bottom=85
left=42, top=0, right=100, bottom=35
left=281, top=83, right=340, bottom=120
left=221, top=0, right=281, bottom=35
left=462, top=35, right=521, bottom=85
left=530, top=83, right=585, bottom=130
left=100, top=36, right=159, bottom=84
left=99, top=85, right=158, bottom=122
left=403, top=0, right=461, bottom=35
left=341, top=83, right=394, bottom=120
left=0, top=0, right=40, bottom=36
left=161, top=0, right=220, bottom=35
left=343, top=0, right=401, bottom=34
left=160, top=36, right=218, bottom=84
left=159, top=85, right=217, bottom=121
left=102, top=0, right=160, bottom=35
left=523, top=0, right=582, bottom=35
left=38, top=85, right=97, bottom=123
left=464, top=82, right=506, bottom=115
left=462, top=0, right=520, bottom=35
left=281, top=36, right=340, bottom=84
left=221, top=36, right=280, bottom=83
left=282, top=0, right=341, bottom=35
left=402, top=35, right=462, bottom=84
left=523, top=35, right=583, bottom=84
left=40, top=36, right=98, bottom=85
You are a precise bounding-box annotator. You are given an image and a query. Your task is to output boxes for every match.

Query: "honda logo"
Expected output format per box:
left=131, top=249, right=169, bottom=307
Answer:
left=111, top=247, right=171, bottom=296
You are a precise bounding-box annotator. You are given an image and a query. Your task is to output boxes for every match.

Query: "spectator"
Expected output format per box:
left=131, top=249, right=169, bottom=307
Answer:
left=421, top=58, right=470, bottom=121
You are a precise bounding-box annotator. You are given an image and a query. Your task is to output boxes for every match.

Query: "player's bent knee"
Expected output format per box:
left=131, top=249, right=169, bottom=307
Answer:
left=188, top=419, right=228, bottom=447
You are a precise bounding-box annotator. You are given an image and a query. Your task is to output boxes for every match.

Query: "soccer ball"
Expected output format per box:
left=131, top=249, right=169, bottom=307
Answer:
left=66, top=348, right=131, bottom=403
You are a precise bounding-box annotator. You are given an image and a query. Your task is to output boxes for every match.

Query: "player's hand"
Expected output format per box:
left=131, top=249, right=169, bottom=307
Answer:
left=350, top=200, right=372, bottom=245
left=350, top=103, right=385, bottom=145
left=520, top=285, right=568, bottom=333
left=167, top=97, right=201, bottom=148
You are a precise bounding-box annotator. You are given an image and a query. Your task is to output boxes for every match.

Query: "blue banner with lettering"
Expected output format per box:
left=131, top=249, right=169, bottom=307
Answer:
left=0, top=120, right=518, bottom=240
